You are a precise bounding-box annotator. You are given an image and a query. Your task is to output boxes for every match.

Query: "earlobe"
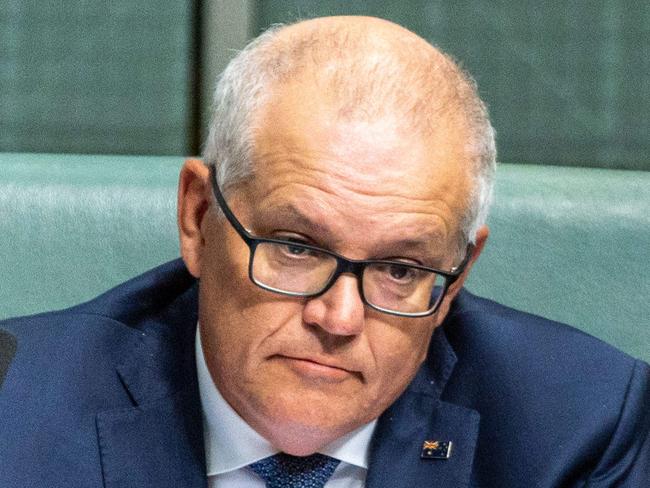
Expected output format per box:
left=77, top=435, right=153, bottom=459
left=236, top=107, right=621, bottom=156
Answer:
left=177, top=159, right=211, bottom=278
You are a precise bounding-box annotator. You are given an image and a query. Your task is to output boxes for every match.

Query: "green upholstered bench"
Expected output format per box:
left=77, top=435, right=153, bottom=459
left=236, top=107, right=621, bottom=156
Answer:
left=2, top=152, right=648, bottom=362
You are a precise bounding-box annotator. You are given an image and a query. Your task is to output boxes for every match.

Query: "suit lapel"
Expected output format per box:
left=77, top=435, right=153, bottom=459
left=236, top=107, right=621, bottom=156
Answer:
left=95, top=286, right=207, bottom=488
left=366, top=327, right=480, bottom=488
left=96, top=385, right=206, bottom=488
left=366, top=397, right=479, bottom=487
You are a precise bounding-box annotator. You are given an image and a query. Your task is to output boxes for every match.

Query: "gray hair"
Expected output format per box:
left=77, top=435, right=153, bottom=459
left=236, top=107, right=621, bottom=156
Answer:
left=203, top=21, right=496, bottom=248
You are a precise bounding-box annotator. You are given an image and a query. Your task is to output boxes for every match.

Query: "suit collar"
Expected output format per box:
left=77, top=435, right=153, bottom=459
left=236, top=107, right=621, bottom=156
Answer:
left=367, top=325, right=480, bottom=487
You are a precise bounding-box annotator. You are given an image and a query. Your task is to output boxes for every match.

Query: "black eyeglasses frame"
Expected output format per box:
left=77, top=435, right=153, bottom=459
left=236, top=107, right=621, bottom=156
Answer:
left=209, top=165, right=473, bottom=317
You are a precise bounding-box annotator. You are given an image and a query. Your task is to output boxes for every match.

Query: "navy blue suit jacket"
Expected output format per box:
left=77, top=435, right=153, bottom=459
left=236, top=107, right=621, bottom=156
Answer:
left=1, top=259, right=648, bottom=487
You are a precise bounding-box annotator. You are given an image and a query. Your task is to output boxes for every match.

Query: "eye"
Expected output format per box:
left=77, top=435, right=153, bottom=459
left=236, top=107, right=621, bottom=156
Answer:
left=387, top=264, right=416, bottom=282
left=372, top=262, right=418, bottom=284
left=274, top=236, right=321, bottom=260
left=284, top=243, right=308, bottom=256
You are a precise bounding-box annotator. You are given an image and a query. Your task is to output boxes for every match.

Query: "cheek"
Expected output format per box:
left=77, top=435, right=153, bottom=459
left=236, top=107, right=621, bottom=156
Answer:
left=199, top=280, right=302, bottom=430
left=198, top=215, right=270, bottom=331
left=198, top=223, right=261, bottom=371
left=197, top=228, right=303, bottom=379
left=199, top=261, right=267, bottom=361
left=362, top=320, right=435, bottom=408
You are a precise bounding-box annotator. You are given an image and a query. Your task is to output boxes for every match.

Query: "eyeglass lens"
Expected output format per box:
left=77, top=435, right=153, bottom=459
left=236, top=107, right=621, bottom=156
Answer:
left=250, top=241, right=444, bottom=314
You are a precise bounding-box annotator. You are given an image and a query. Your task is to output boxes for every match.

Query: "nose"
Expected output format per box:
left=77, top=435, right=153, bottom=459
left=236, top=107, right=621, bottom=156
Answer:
left=302, top=274, right=365, bottom=336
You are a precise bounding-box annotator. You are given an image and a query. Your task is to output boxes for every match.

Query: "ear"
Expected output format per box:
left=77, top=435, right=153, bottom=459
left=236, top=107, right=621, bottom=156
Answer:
left=433, top=225, right=489, bottom=326
left=177, top=159, right=211, bottom=278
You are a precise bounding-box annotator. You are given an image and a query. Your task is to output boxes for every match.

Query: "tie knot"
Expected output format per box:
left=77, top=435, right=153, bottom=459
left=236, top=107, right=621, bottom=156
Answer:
left=249, top=452, right=340, bottom=488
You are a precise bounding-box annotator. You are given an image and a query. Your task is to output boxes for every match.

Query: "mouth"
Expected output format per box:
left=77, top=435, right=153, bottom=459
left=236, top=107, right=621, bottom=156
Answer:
left=272, top=354, right=360, bottom=382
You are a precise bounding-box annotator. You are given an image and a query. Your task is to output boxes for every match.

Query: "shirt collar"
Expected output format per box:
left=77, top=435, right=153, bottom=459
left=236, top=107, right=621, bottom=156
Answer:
left=196, top=323, right=376, bottom=476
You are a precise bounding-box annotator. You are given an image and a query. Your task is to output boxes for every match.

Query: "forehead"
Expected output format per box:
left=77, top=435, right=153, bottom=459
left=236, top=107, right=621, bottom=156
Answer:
left=243, top=80, right=472, bottom=253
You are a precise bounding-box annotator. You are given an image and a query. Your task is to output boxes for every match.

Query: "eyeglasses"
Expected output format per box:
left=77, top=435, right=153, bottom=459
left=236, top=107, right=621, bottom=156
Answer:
left=209, top=166, right=473, bottom=317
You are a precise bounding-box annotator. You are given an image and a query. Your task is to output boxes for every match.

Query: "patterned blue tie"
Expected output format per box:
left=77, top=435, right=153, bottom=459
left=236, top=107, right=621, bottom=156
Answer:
left=249, top=452, right=341, bottom=488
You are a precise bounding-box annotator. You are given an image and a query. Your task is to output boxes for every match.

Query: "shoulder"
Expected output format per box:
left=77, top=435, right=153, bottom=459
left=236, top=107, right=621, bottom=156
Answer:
left=0, top=258, right=198, bottom=409
left=0, top=259, right=199, bottom=486
left=442, top=290, right=650, bottom=483
left=1, top=258, right=197, bottom=347
left=445, top=289, right=642, bottom=378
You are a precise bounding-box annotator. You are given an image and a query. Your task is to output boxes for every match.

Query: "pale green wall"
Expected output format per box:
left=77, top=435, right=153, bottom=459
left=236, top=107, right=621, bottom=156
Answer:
left=0, top=0, right=194, bottom=155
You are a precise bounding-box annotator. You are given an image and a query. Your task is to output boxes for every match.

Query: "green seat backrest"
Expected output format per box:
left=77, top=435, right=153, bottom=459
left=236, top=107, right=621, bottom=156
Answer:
left=1, top=153, right=181, bottom=316
left=466, top=165, right=649, bottom=361
left=1, top=153, right=648, bottom=361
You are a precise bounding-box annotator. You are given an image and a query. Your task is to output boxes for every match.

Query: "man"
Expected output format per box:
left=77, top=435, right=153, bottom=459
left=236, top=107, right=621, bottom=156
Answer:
left=1, top=16, right=648, bottom=488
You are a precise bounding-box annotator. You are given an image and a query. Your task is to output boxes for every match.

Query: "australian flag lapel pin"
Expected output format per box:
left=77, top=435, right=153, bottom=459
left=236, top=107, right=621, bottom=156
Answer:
left=421, top=440, right=453, bottom=460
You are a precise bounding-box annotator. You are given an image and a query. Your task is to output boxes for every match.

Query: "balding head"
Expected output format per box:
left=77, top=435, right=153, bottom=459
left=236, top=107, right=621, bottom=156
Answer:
left=251, top=17, right=476, bottom=132
left=204, top=16, right=496, bottom=245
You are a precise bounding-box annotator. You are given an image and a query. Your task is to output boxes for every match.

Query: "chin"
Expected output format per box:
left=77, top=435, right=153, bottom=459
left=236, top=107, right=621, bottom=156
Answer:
left=249, top=388, right=363, bottom=455
left=259, top=418, right=344, bottom=456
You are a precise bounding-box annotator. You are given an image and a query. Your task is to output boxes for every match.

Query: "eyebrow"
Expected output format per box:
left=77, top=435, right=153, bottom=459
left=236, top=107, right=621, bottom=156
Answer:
left=252, top=203, right=333, bottom=237
left=252, top=202, right=449, bottom=261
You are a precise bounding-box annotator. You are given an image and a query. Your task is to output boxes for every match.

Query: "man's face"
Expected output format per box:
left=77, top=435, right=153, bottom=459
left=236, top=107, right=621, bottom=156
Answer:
left=188, top=80, right=475, bottom=455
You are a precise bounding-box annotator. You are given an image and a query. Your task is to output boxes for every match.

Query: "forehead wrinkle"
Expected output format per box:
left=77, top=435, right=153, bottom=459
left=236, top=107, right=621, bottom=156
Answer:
left=253, top=201, right=333, bottom=238
left=262, top=174, right=453, bottom=225
left=252, top=123, right=443, bottom=202
left=306, top=166, right=465, bottom=246
left=257, top=153, right=452, bottom=208
left=293, top=171, right=459, bottom=242
left=251, top=180, right=453, bottom=255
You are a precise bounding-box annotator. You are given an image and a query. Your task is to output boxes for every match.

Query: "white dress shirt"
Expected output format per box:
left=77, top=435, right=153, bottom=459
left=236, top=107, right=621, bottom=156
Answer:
left=196, top=326, right=376, bottom=487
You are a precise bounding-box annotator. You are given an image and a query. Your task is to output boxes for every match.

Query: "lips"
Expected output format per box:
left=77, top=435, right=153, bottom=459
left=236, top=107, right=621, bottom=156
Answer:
left=273, top=354, right=360, bottom=382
